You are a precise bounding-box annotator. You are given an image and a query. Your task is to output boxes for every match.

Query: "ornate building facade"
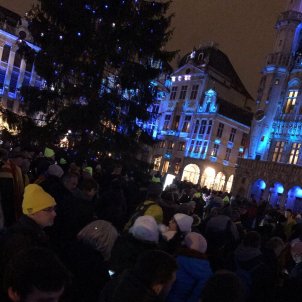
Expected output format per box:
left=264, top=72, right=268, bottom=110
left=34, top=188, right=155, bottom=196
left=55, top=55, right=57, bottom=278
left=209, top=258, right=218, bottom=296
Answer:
left=0, top=6, right=41, bottom=116
left=233, top=0, right=302, bottom=211
left=152, top=45, right=254, bottom=192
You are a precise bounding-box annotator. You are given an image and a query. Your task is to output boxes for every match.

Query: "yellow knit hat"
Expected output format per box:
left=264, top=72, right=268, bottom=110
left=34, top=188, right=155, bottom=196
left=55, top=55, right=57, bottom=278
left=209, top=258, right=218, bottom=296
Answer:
left=22, top=184, right=56, bottom=215
left=83, top=166, right=93, bottom=176
left=44, top=147, right=55, bottom=158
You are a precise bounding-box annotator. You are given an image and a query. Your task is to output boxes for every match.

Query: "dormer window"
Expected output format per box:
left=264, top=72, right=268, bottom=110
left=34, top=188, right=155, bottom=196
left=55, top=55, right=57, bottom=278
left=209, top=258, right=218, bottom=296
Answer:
left=283, top=90, right=298, bottom=114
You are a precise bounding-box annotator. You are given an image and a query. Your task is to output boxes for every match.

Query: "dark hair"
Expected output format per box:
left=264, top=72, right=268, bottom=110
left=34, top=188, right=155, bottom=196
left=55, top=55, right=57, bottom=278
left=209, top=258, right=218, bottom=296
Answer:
left=134, top=250, right=177, bottom=287
left=4, top=247, right=70, bottom=299
left=79, top=178, right=98, bottom=191
left=62, top=172, right=79, bottom=183
left=201, top=271, right=245, bottom=302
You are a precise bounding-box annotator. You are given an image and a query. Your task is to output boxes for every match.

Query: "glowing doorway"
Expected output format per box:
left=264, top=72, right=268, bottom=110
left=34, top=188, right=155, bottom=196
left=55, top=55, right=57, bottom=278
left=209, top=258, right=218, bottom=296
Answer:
left=213, top=172, right=226, bottom=191
left=200, top=167, right=216, bottom=189
left=226, top=175, right=234, bottom=193
left=181, top=164, right=200, bottom=184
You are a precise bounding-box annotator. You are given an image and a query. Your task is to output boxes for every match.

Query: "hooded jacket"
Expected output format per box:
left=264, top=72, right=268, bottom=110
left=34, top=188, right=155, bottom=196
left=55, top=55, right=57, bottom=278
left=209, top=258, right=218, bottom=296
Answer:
left=167, top=248, right=213, bottom=302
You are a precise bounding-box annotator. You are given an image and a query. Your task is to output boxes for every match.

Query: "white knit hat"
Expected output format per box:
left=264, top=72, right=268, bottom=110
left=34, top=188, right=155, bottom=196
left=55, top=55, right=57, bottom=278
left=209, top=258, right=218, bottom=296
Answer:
left=174, top=213, right=193, bottom=233
left=129, top=215, right=159, bottom=243
left=48, top=164, right=64, bottom=178
left=185, top=232, right=208, bottom=254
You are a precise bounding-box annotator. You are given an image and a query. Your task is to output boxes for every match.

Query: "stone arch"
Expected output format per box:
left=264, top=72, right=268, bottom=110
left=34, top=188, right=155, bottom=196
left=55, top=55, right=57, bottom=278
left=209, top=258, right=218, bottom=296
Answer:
left=269, top=182, right=284, bottom=207
left=200, top=167, right=216, bottom=189
left=213, top=172, right=226, bottom=191
left=181, top=164, right=200, bottom=184
left=226, top=175, right=234, bottom=193
left=250, top=179, right=266, bottom=203
left=287, top=186, right=302, bottom=212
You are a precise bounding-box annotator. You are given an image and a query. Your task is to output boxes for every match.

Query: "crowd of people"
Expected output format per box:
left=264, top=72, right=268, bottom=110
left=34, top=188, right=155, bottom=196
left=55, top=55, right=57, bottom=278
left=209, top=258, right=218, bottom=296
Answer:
left=0, top=146, right=302, bottom=302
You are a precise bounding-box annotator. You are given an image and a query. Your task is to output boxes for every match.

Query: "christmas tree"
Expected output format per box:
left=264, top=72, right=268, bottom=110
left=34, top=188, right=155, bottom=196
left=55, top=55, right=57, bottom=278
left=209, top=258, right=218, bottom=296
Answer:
left=15, top=0, right=175, bottom=158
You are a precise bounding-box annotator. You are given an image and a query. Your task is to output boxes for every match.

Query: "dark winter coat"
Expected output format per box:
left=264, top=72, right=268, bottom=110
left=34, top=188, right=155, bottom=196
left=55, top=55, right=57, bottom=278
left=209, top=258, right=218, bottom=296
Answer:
left=110, top=233, right=160, bottom=275
left=167, top=248, right=213, bottom=302
left=99, top=270, right=162, bottom=302
left=61, top=240, right=110, bottom=302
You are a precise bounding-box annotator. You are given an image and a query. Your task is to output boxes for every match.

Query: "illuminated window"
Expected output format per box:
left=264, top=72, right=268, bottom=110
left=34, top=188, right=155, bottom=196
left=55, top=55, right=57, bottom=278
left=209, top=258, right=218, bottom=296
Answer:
left=225, top=148, right=232, bottom=161
left=193, top=120, right=200, bottom=133
left=182, top=115, right=191, bottom=132
left=163, top=114, right=171, bottom=130
left=229, top=128, right=236, bottom=142
left=272, top=141, right=285, bottom=162
left=199, top=120, right=207, bottom=135
left=159, top=140, right=166, bottom=148
left=172, top=115, right=180, bottom=130
left=216, top=123, right=224, bottom=138
left=179, top=86, right=188, bottom=100
left=288, top=143, right=301, bottom=165
left=153, top=156, right=162, bottom=171
left=1, top=45, right=11, bottom=63
left=189, top=140, right=195, bottom=152
left=206, top=120, right=212, bottom=134
left=283, top=90, right=298, bottom=114
left=194, top=141, right=202, bottom=153
left=212, top=144, right=219, bottom=157
left=190, top=85, right=199, bottom=100
left=178, top=142, right=185, bottom=151
left=170, top=86, right=178, bottom=100
left=167, top=141, right=174, bottom=150
left=201, top=141, right=208, bottom=156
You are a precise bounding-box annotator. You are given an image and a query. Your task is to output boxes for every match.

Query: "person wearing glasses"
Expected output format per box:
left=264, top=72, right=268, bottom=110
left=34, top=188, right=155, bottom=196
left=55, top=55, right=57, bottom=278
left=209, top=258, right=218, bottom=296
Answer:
left=0, top=184, right=57, bottom=300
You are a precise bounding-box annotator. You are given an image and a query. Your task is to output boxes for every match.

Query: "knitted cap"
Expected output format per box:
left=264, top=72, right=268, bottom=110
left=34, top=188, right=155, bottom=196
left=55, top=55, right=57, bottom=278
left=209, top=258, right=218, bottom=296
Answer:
left=129, top=215, right=159, bottom=243
left=44, top=147, right=55, bottom=158
left=48, top=164, right=64, bottom=178
left=22, top=184, right=56, bottom=215
left=59, top=158, right=67, bottom=165
left=185, top=232, right=208, bottom=254
left=174, top=213, right=193, bottom=232
left=83, top=166, right=93, bottom=176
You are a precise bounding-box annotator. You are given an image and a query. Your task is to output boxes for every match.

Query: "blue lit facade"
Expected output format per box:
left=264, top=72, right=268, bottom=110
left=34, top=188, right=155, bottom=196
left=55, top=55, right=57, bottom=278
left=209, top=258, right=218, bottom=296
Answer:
left=151, top=45, right=254, bottom=192
left=0, top=6, right=41, bottom=115
left=233, top=0, right=302, bottom=211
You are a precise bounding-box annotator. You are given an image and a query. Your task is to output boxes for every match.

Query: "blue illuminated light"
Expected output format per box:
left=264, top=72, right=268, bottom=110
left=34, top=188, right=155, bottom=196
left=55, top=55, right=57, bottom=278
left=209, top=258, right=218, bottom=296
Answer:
left=239, top=147, right=244, bottom=152
left=164, top=153, right=172, bottom=159
left=223, top=160, right=229, bottom=166
left=210, top=156, right=217, bottom=162
left=214, top=139, right=221, bottom=144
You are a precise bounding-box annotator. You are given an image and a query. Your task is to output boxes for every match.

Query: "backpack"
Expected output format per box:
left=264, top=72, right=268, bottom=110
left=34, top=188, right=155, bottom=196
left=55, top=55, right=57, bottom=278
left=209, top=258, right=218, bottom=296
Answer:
left=124, top=200, right=157, bottom=231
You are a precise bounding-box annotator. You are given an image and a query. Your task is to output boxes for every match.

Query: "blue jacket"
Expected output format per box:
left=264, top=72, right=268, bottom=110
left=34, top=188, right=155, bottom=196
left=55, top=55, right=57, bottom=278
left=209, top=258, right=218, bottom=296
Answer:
left=167, top=249, right=213, bottom=302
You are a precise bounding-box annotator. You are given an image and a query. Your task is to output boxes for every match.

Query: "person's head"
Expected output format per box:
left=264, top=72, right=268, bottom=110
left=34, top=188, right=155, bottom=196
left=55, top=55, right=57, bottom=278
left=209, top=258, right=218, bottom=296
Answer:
left=169, top=213, right=193, bottom=233
left=79, top=178, right=98, bottom=200
left=184, top=232, right=207, bottom=254
left=62, top=173, right=79, bottom=192
left=4, top=247, right=70, bottom=302
left=201, top=271, right=245, bottom=302
left=129, top=215, right=159, bottom=243
left=266, top=236, right=285, bottom=257
left=134, top=250, right=177, bottom=296
left=291, top=242, right=302, bottom=264
left=22, top=184, right=56, bottom=228
left=285, top=209, right=293, bottom=219
left=9, top=150, right=25, bottom=167
left=47, top=164, right=64, bottom=179
left=242, top=231, right=261, bottom=249
left=77, top=220, right=118, bottom=261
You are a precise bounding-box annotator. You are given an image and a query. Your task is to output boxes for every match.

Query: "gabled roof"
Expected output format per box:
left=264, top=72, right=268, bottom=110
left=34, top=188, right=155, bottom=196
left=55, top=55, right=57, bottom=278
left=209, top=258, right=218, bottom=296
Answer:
left=217, top=98, right=253, bottom=126
left=179, top=46, right=253, bottom=100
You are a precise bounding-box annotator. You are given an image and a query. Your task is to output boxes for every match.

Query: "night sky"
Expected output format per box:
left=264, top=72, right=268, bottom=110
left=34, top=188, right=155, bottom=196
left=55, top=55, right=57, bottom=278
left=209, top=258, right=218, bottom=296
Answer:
left=2, top=0, right=286, bottom=98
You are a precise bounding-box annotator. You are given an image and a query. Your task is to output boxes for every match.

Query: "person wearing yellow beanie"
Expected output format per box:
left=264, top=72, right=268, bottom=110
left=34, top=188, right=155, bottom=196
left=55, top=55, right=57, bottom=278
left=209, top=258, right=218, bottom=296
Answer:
left=1, top=185, right=57, bottom=275
left=22, top=184, right=57, bottom=228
